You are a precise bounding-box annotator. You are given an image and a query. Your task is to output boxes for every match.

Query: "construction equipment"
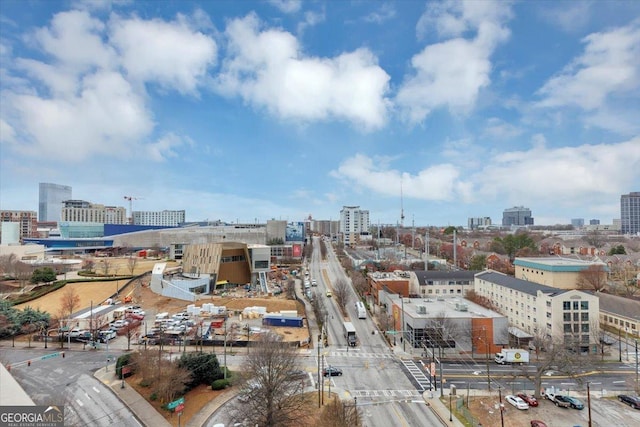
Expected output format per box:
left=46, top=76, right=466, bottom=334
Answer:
left=123, top=196, right=143, bottom=224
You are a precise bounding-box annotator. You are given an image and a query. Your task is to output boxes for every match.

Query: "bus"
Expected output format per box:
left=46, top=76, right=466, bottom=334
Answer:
left=355, top=301, right=367, bottom=319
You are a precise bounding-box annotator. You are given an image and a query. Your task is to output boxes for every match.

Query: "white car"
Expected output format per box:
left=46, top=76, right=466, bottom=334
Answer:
left=505, top=395, right=529, bottom=410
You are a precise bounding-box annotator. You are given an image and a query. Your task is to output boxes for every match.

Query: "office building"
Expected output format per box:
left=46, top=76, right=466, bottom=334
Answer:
left=39, top=183, right=72, bottom=222
left=133, top=210, right=185, bottom=227
left=502, top=206, right=534, bottom=226
left=339, top=206, right=370, bottom=246
left=468, top=217, right=492, bottom=230
left=589, top=219, right=600, bottom=225
left=571, top=218, right=584, bottom=228
left=513, top=257, right=607, bottom=289
left=621, top=192, right=640, bottom=235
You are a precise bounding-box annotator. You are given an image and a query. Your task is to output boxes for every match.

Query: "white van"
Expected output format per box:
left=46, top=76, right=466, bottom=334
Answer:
left=155, top=312, right=169, bottom=320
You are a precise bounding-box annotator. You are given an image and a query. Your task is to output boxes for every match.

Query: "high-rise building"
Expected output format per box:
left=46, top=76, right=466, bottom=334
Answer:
left=339, top=206, right=370, bottom=246
left=589, top=219, right=600, bottom=225
left=621, top=192, right=640, bottom=235
left=571, top=218, right=584, bottom=228
left=0, top=210, right=38, bottom=241
left=502, top=206, right=534, bottom=226
left=468, top=217, right=492, bottom=229
left=39, top=183, right=72, bottom=222
left=133, top=210, right=185, bottom=227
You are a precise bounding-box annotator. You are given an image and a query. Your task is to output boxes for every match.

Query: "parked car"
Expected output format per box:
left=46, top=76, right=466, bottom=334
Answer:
left=505, top=395, right=529, bottom=410
left=326, top=290, right=332, bottom=298
left=544, top=392, right=570, bottom=408
left=517, top=393, right=538, bottom=407
left=530, top=421, right=548, bottom=427
left=618, top=395, right=640, bottom=409
left=323, top=366, right=343, bottom=377
left=600, top=336, right=614, bottom=345
left=558, top=395, right=584, bottom=409
left=311, top=279, right=317, bottom=286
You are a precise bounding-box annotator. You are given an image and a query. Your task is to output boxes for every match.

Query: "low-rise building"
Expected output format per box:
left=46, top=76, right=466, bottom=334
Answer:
left=513, top=256, right=607, bottom=289
left=475, top=270, right=600, bottom=353
left=597, top=293, right=640, bottom=337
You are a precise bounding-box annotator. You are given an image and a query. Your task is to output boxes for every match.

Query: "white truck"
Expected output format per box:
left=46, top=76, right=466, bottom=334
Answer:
left=495, top=349, right=529, bottom=364
left=343, top=322, right=357, bottom=347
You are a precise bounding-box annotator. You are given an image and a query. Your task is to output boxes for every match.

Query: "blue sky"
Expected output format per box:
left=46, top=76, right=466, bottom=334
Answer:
left=1, top=0, right=639, bottom=227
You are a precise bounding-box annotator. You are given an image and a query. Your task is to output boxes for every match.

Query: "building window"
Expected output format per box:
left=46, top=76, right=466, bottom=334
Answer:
left=546, top=312, right=551, bottom=318
left=581, top=324, right=589, bottom=333
left=563, top=324, right=571, bottom=332
left=562, top=301, right=569, bottom=310
left=573, top=301, right=579, bottom=310
left=563, top=313, right=571, bottom=321
left=581, top=313, right=589, bottom=322
left=580, top=301, right=589, bottom=310
left=573, top=313, right=579, bottom=322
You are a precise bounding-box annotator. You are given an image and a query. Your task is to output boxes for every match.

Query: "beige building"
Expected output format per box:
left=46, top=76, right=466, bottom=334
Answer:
left=513, top=257, right=607, bottom=289
left=0, top=210, right=38, bottom=241
left=598, top=293, right=640, bottom=337
left=475, top=270, right=600, bottom=353
left=61, top=200, right=127, bottom=224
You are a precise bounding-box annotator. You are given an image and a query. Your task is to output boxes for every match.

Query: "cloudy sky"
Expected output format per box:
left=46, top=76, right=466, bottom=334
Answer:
left=1, top=0, right=639, bottom=227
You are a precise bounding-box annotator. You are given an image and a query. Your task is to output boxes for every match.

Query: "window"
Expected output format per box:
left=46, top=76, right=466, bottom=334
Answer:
left=580, top=301, right=589, bottom=310
left=573, top=301, right=579, bottom=310
left=581, top=324, right=589, bottom=333
left=546, top=312, right=551, bottom=318
left=564, top=324, right=572, bottom=332
left=563, top=313, right=571, bottom=321
left=573, top=313, right=579, bottom=321
left=582, top=334, right=590, bottom=343
left=563, top=301, right=570, bottom=310
left=581, top=313, right=589, bottom=322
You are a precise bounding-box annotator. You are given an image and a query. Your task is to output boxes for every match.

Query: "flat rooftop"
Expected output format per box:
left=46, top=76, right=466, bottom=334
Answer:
left=514, top=257, right=606, bottom=272
left=385, top=293, right=504, bottom=319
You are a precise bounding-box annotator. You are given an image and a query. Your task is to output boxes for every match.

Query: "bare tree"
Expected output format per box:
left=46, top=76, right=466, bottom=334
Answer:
left=154, top=361, right=191, bottom=404
left=375, top=311, right=393, bottom=345
left=584, top=230, right=605, bottom=248
left=333, top=279, right=351, bottom=316
left=101, top=258, right=113, bottom=277
left=576, top=265, right=608, bottom=292
left=127, top=255, right=138, bottom=276
left=285, top=278, right=296, bottom=300
left=229, top=331, right=311, bottom=427
left=349, top=271, right=368, bottom=297
left=60, top=288, right=80, bottom=319
left=316, top=396, right=361, bottom=427
left=81, top=259, right=95, bottom=273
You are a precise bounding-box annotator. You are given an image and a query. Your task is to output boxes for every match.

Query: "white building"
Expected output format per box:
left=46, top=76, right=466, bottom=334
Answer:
left=475, top=270, right=600, bottom=353
left=339, top=206, right=370, bottom=246
left=133, top=210, right=185, bottom=227
left=61, top=200, right=127, bottom=224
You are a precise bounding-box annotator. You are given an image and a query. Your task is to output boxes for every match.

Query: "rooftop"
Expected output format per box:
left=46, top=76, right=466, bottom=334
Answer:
left=475, top=270, right=566, bottom=297
left=384, top=292, right=504, bottom=319
left=514, top=256, right=607, bottom=272
left=598, top=293, right=640, bottom=321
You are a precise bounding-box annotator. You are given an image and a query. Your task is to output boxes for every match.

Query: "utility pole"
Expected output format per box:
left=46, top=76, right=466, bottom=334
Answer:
left=636, top=340, right=638, bottom=392
left=498, top=387, right=505, bottom=427
left=587, top=382, right=592, bottom=427
left=317, top=334, right=322, bottom=408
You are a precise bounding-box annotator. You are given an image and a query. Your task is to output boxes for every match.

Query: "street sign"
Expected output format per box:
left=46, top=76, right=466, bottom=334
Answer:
left=167, top=397, right=185, bottom=410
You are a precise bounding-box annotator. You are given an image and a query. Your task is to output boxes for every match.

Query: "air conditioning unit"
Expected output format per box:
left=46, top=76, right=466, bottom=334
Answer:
left=436, top=297, right=445, bottom=301
left=455, top=303, right=469, bottom=312
left=417, top=305, right=427, bottom=314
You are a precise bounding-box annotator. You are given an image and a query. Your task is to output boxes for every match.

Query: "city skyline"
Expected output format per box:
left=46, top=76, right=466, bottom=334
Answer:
left=1, top=1, right=639, bottom=226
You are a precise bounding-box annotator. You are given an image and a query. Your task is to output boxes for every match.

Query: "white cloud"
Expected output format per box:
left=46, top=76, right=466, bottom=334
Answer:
left=297, top=9, right=325, bottom=35
left=8, top=71, right=153, bottom=161
left=147, top=133, right=189, bottom=162
left=398, top=0, right=512, bottom=123
left=0, top=119, right=16, bottom=144
left=332, top=138, right=640, bottom=211
left=537, top=22, right=640, bottom=111
left=268, top=0, right=301, bottom=14
left=109, top=14, right=217, bottom=94
left=331, top=153, right=469, bottom=202
left=363, top=3, right=396, bottom=24
left=539, top=1, right=592, bottom=33
left=483, top=117, right=523, bottom=139
left=215, top=14, right=391, bottom=130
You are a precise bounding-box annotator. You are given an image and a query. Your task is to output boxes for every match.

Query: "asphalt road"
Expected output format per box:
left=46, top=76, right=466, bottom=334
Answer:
left=2, top=347, right=138, bottom=427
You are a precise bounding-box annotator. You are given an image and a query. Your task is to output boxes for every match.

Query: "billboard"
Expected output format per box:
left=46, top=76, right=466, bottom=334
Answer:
left=292, top=244, right=302, bottom=257
left=285, top=222, right=305, bottom=242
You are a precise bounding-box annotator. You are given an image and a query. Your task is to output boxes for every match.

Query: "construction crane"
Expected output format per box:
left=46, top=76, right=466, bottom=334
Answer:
left=123, top=196, right=142, bottom=224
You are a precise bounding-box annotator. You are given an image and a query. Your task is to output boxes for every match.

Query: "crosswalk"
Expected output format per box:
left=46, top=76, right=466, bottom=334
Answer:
left=401, top=359, right=432, bottom=391
left=350, top=389, right=423, bottom=400
left=329, top=351, right=395, bottom=359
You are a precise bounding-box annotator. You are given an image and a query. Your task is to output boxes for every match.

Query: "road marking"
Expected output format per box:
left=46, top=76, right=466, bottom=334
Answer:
left=613, top=380, right=626, bottom=384
left=75, top=399, right=84, bottom=407
left=92, top=387, right=100, bottom=393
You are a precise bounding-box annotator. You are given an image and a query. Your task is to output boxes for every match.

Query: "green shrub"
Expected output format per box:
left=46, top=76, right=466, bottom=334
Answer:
left=115, top=353, right=132, bottom=379
left=150, top=392, right=158, bottom=401
left=211, top=379, right=230, bottom=390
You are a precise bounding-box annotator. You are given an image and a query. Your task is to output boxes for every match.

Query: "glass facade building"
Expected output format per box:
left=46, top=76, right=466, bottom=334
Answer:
left=621, top=192, right=640, bottom=235
left=39, top=183, right=72, bottom=222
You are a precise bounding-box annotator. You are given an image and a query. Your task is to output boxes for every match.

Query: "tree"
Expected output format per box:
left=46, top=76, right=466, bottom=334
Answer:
left=81, top=259, right=95, bottom=273
left=349, top=271, right=368, bottom=297
left=608, top=244, right=627, bottom=255
left=333, top=279, right=351, bottom=316
left=178, top=352, right=223, bottom=390
left=584, top=230, right=605, bottom=248
left=317, top=396, right=361, bottom=427
left=576, top=265, right=608, bottom=292
left=60, top=288, right=80, bottom=319
left=468, top=255, right=487, bottom=271
left=229, top=331, right=311, bottom=427
left=101, top=258, right=112, bottom=276
left=285, top=278, right=296, bottom=300
left=31, top=267, right=56, bottom=284
left=127, top=255, right=139, bottom=276
left=492, top=233, right=537, bottom=261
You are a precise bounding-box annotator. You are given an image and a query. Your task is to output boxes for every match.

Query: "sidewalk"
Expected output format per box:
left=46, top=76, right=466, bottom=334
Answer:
left=94, top=365, right=171, bottom=427
left=423, top=390, right=467, bottom=427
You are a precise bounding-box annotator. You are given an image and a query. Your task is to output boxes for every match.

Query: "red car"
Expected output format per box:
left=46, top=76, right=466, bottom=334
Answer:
left=531, top=421, right=548, bottom=427
left=518, top=393, right=539, bottom=407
